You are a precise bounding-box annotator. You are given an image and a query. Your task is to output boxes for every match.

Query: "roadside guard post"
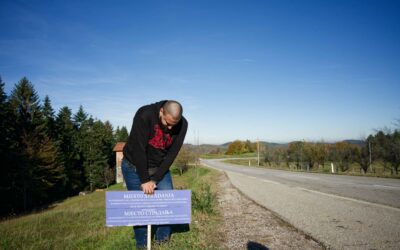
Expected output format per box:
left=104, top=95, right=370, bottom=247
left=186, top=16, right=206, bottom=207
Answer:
left=106, top=190, right=191, bottom=250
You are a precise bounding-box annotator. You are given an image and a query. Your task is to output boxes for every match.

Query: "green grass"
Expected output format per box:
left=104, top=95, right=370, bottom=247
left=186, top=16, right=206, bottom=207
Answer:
left=201, top=152, right=257, bottom=159
left=0, top=166, right=223, bottom=249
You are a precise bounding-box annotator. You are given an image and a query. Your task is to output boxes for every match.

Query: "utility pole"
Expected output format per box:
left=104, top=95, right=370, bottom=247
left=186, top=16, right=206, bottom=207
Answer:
left=196, top=130, right=200, bottom=179
left=193, top=130, right=197, bottom=168
left=300, top=141, right=303, bottom=170
left=369, top=141, right=373, bottom=172
left=257, top=138, right=260, bottom=167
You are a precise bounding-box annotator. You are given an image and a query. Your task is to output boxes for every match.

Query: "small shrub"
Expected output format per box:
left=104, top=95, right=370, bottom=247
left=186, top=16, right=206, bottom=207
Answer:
left=192, top=183, right=216, bottom=214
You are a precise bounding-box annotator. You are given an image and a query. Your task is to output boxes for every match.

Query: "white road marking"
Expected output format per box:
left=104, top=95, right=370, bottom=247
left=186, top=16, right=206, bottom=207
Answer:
left=373, top=184, right=400, bottom=190
left=261, top=179, right=281, bottom=185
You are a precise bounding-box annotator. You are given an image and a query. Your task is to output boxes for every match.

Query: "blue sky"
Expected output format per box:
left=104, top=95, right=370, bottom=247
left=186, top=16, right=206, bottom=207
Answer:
left=1, top=0, right=399, bottom=144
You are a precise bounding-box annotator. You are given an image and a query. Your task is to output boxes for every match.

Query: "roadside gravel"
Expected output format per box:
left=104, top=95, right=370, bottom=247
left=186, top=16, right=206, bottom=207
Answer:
left=217, top=172, right=324, bottom=250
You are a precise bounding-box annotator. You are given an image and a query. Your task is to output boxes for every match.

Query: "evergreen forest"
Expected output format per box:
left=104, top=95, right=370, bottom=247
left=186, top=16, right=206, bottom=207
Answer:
left=0, top=76, right=129, bottom=216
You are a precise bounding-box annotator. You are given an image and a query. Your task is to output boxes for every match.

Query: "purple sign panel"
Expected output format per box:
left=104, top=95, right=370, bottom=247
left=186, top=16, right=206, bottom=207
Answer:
left=106, top=190, right=191, bottom=226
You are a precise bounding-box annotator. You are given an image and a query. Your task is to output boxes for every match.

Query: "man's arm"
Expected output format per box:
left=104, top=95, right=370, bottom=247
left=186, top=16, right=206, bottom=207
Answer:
left=128, top=112, right=151, bottom=184
left=152, top=118, right=188, bottom=182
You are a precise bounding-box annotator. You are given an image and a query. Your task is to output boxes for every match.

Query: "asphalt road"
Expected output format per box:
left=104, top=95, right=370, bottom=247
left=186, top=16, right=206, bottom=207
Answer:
left=201, top=158, right=400, bottom=250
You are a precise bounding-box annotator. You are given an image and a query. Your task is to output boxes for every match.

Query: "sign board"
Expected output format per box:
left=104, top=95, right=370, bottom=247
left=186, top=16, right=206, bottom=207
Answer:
left=106, top=190, right=191, bottom=226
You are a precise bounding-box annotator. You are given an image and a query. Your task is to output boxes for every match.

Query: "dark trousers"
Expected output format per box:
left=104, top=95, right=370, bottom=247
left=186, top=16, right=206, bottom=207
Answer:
left=121, top=158, right=173, bottom=248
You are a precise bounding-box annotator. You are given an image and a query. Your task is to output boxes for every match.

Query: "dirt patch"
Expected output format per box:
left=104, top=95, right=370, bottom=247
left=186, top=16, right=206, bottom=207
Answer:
left=217, top=172, right=325, bottom=250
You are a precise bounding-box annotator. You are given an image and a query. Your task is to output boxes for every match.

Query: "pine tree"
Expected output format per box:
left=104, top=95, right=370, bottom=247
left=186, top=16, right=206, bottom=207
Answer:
left=0, top=77, right=7, bottom=153
left=0, top=76, right=12, bottom=150
left=104, top=121, right=116, bottom=185
left=42, top=95, right=56, bottom=139
left=74, top=105, right=88, bottom=129
left=104, top=120, right=116, bottom=162
left=0, top=77, right=18, bottom=215
left=115, top=125, right=129, bottom=142
left=9, top=77, right=64, bottom=211
left=114, top=126, right=121, bottom=140
left=73, top=112, right=91, bottom=189
left=55, top=106, right=82, bottom=194
left=75, top=119, right=116, bottom=191
left=82, top=120, right=109, bottom=190
left=31, top=136, right=65, bottom=202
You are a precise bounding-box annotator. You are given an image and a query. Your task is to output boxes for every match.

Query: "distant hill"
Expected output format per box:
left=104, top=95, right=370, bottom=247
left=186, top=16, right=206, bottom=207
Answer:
left=184, top=143, right=226, bottom=154
left=342, top=140, right=365, bottom=146
left=221, top=142, right=230, bottom=147
left=260, top=141, right=288, bottom=148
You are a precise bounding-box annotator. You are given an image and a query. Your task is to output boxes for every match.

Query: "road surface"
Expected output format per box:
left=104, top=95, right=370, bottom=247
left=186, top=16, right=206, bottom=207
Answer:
left=201, top=158, right=400, bottom=249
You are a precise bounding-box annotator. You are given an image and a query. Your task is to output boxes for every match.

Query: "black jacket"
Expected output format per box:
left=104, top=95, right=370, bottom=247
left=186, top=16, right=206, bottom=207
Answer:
left=123, top=100, right=188, bottom=183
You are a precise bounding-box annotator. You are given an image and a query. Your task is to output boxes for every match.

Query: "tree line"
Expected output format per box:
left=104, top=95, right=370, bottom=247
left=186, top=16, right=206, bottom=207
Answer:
left=224, top=131, right=399, bottom=176
left=0, top=76, right=129, bottom=216
left=225, top=140, right=258, bottom=155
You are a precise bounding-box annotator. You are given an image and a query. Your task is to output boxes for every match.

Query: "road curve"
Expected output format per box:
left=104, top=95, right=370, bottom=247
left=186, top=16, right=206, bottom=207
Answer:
left=201, top=158, right=400, bottom=250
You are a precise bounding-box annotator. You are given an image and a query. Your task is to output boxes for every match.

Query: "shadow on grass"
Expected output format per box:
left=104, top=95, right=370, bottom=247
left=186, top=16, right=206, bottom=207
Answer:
left=171, top=223, right=190, bottom=234
left=247, top=241, right=270, bottom=250
left=0, top=199, right=63, bottom=222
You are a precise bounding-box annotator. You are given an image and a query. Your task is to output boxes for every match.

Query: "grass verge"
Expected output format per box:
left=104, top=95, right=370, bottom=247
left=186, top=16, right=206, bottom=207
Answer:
left=201, top=152, right=256, bottom=159
left=0, top=165, right=223, bottom=249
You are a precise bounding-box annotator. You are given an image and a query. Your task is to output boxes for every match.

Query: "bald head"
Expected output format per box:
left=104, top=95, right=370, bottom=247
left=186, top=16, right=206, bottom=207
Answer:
left=162, top=100, right=183, bottom=121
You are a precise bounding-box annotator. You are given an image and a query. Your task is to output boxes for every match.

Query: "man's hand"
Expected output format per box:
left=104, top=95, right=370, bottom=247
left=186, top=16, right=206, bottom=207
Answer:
left=141, top=181, right=157, bottom=195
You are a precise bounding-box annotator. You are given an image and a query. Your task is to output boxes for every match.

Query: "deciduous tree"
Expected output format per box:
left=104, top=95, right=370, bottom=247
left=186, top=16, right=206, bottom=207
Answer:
left=174, top=145, right=194, bottom=175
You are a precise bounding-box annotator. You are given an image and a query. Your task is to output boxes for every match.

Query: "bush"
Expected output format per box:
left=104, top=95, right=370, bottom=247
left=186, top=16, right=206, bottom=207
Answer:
left=192, top=183, right=216, bottom=214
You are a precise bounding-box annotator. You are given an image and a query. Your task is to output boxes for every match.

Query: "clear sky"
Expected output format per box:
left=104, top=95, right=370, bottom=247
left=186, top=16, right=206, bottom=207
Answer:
left=1, top=0, right=399, bottom=144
